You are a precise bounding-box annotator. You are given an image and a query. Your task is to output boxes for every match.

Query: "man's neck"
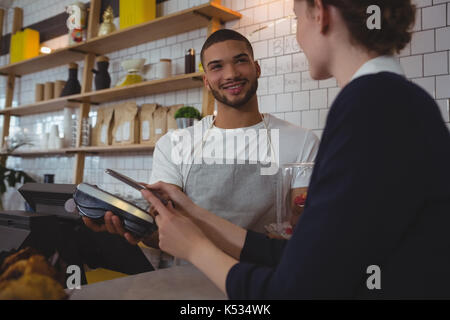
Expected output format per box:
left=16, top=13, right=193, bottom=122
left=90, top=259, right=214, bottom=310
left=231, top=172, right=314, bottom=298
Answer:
left=214, top=96, right=262, bottom=129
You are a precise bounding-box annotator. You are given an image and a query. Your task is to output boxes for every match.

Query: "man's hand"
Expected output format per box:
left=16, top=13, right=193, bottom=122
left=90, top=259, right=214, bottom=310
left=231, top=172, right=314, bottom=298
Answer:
left=81, top=181, right=186, bottom=247
left=82, top=212, right=142, bottom=245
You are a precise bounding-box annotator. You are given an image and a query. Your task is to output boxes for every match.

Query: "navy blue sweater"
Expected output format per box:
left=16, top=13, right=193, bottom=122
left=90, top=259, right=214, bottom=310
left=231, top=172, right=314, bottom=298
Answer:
left=226, top=73, right=450, bottom=299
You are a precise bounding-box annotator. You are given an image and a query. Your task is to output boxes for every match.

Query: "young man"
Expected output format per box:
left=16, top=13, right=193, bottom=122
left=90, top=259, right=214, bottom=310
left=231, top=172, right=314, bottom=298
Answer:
left=84, top=29, right=319, bottom=248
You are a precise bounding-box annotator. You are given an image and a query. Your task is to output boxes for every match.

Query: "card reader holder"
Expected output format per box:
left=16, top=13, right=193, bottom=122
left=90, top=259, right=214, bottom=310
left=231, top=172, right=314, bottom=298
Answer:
left=73, top=183, right=157, bottom=238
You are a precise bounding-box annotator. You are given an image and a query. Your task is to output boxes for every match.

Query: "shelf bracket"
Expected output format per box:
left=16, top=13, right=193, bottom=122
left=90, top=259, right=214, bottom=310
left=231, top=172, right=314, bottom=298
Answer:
left=192, top=10, right=223, bottom=24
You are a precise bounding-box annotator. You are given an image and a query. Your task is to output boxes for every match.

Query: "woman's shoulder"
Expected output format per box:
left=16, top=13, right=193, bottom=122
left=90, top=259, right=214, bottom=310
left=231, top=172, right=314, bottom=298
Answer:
left=342, top=72, right=434, bottom=106
left=333, top=72, right=437, bottom=116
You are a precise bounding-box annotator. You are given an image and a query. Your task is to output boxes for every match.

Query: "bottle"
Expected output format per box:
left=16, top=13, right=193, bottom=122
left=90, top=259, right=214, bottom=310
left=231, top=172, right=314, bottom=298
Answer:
left=185, top=49, right=196, bottom=74
left=92, top=56, right=111, bottom=90
left=61, top=63, right=82, bottom=97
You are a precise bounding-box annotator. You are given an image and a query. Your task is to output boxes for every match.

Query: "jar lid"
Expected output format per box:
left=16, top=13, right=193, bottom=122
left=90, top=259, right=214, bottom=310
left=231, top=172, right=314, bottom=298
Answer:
left=97, top=56, right=109, bottom=62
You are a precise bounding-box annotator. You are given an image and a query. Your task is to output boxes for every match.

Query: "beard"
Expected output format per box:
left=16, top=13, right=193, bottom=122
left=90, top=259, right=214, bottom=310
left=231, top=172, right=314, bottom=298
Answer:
left=210, top=78, right=258, bottom=109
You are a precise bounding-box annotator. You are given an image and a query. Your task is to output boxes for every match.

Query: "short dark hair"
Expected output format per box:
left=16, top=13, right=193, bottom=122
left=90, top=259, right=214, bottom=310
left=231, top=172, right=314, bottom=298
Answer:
left=200, top=29, right=254, bottom=66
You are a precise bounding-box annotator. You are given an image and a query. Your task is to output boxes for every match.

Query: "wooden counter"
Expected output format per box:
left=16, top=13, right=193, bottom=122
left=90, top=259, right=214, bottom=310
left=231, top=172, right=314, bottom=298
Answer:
left=68, top=265, right=226, bottom=300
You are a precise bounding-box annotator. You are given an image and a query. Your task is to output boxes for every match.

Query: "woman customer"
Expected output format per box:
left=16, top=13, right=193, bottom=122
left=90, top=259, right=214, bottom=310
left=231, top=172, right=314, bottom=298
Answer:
left=141, top=0, right=450, bottom=299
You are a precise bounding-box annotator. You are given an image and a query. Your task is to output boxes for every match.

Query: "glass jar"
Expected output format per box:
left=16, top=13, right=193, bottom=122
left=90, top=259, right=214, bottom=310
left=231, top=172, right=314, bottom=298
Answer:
left=266, top=162, right=314, bottom=239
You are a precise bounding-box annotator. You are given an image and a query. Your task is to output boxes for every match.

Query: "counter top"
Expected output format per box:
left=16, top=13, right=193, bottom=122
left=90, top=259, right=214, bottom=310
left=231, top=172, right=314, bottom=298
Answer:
left=68, top=265, right=226, bottom=300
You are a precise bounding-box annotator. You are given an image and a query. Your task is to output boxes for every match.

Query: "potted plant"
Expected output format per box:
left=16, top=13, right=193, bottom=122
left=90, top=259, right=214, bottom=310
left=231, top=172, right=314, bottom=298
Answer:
left=0, top=134, right=36, bottom=210
left=0, top=164, right=35, bottom=210
left=174, top=106, right=202, bottom=129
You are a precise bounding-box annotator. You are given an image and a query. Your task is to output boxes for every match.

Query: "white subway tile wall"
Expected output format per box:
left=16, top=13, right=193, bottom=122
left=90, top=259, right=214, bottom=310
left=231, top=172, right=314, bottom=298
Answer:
left=0, top=0, right=448, bottom=208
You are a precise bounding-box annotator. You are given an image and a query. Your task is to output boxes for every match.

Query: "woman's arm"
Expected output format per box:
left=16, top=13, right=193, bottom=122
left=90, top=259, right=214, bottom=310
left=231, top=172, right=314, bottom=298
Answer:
left=144, top=182, right=247, bottom=260
left=142, top=189, right=237, bottom=294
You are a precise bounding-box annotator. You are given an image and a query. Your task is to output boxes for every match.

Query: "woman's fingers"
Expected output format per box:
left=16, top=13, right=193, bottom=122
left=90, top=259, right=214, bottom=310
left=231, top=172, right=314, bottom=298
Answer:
left=141, top=189, right=171, bottom=218
left=147, top=181, right=176, bottom=197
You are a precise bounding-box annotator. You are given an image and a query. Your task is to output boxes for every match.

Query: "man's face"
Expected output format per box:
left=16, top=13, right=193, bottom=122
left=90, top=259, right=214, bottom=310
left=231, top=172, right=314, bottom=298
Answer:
left=203, top=40, right=261, bottom=109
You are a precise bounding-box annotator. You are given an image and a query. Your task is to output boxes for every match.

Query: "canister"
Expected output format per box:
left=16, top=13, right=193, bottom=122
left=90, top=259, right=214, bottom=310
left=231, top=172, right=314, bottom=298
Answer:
left=156, top=59, right=172, bottom=79
left=44, top=82, right=55, bottom=100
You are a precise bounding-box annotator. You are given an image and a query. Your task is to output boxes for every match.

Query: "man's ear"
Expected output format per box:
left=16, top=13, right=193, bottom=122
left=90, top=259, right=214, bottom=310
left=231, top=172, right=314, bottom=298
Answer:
left=314, top=0, right=330, bottom=33
left=203, top=74, right=211, bottom=91
left=255, top=60, right=261, bottom=78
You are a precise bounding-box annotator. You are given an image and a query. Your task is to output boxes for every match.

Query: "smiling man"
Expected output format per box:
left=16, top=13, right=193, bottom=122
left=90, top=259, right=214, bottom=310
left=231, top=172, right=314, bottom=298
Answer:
left=149, top=29, right=320, bottom=235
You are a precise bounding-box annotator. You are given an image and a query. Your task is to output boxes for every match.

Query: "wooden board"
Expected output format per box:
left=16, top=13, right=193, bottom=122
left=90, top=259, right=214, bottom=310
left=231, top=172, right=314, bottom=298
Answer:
left=1, top=144, right=154, bottom=157
left=78, top=72, right=204, bottom=105
left=0, top=47, right=86, bottom=76
left=0, top=97, right=79, bottom=116
left=77, top=3, right=241, bottom=55
left=69, top=144, right=155, bottom=153
left=1, top=149, right=70, bottom=157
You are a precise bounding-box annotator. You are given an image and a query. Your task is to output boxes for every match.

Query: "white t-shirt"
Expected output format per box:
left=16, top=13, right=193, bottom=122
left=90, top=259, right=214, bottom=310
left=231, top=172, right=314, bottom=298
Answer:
left=150, top=113, right=319, bottom=188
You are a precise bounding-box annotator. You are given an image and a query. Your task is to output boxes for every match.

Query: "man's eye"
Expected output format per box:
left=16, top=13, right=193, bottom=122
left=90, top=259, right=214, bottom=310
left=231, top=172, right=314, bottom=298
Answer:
left=210, top=65, right=221, bottom=70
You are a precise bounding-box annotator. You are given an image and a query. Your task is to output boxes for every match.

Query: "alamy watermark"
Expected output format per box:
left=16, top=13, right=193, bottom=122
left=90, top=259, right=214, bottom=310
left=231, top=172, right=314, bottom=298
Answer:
left=169, top=126, right=280, bottom=176
left=366, top=265, right=381, bottom=290
left=66, top=265, right=81, bottom=290
left=367, top=5, right=381, bottom=30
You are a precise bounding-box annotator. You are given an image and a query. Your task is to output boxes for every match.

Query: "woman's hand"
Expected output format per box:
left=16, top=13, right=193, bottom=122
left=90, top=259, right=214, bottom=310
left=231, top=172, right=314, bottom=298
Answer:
left=144, top=181, right=247, bottom=262
left=143, top=182, right=199, bottom=218
left=141, top=188, right=211, bottom=262
left=141, top=183, right=239, bottom=295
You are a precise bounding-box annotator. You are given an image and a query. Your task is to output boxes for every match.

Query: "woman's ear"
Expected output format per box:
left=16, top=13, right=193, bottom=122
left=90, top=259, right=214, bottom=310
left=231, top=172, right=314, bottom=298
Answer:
left=314, top=0, right=330, bottom=33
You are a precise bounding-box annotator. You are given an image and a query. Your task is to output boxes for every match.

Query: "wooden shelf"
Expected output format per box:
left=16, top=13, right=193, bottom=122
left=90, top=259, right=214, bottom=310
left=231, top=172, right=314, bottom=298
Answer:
left=0, top=72, right=204, bottom=116
left=77, top=3, right=241, bottom=56
left=1, top=144, right=155, bottom=157
left=0, top=97, right=79, bottom=116
left=69, top=144, right=155, bottom=154
left=0, top=2, right=241, bottom=77
left=0, top=149, right=70, bottom=157
left=77, top=72, right=204, bottom=105
left=0, top=45, right=86, bottom=77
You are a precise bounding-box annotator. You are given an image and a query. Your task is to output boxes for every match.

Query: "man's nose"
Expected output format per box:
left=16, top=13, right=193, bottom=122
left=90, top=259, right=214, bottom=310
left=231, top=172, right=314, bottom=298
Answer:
left=223, top=63, right=240, bottom=80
